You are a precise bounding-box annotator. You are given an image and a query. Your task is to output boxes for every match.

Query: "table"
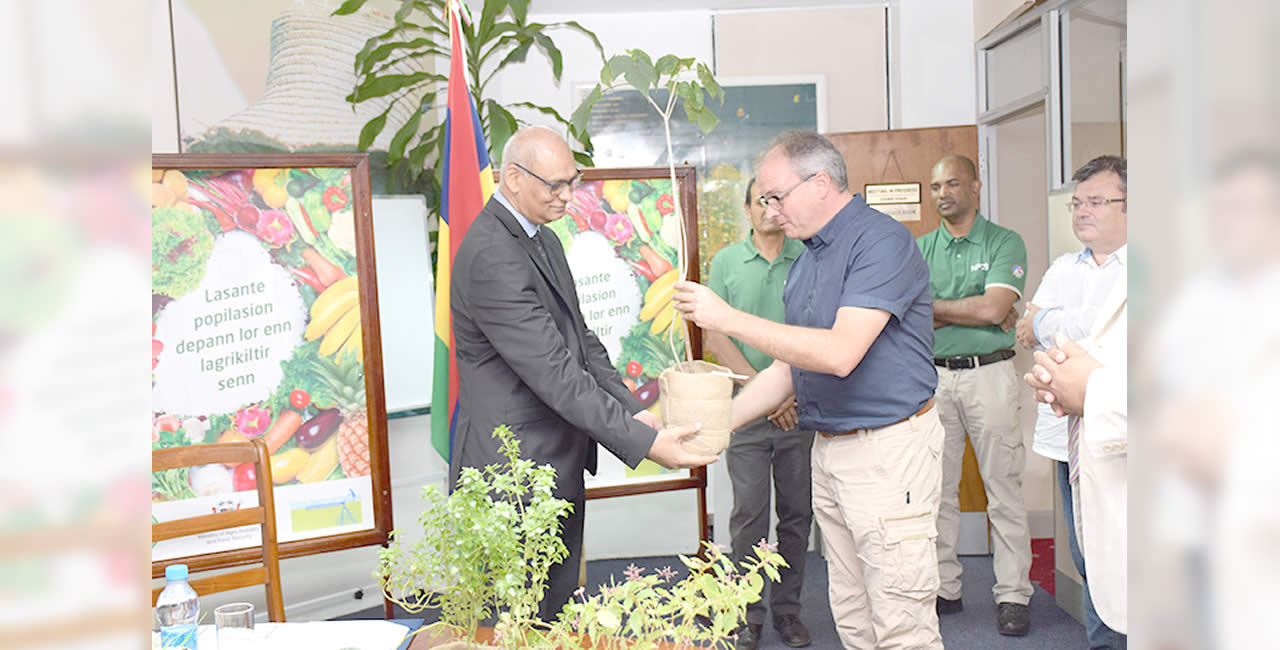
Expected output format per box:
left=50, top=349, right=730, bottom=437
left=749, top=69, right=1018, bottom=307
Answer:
left=401, top=624, right=686, bottom=649
left=177, top=619, right=423, bottom=649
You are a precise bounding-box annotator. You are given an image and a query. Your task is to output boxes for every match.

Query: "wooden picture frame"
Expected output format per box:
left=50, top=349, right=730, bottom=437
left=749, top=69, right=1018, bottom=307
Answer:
left=541, top=165, right=709, bottom=544
left=150, top=153, right=391, bottom=575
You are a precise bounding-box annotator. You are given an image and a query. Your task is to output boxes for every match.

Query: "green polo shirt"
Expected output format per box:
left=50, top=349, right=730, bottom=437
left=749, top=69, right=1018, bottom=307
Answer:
left=707, top=233, right=804, bottom=372
left=916, top=214, right=1028, bottom=357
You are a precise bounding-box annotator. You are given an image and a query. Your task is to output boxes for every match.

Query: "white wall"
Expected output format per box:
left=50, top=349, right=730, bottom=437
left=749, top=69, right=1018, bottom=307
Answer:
left=715, top=6, right=888, bottom=133
left=484, top=11, right=714, bottom=133
left=891, top=0, right=977, bottom=128
left=1066, top=10, right=1125, bottom=172
left=974, top=0, right=1031, bottom=42
left=152, top=0, right=179, bottom=153
left=491, top=1, right=982, bottom=135
left=991, top=104, right=1055, bottom=529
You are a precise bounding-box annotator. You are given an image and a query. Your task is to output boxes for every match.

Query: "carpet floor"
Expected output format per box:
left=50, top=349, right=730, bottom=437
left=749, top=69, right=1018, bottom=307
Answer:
left=339, top=549, right=1083, bottom=648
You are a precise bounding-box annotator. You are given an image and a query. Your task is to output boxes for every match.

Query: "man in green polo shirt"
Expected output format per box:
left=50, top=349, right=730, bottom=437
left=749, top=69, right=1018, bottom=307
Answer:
left=706, top=177, right=813, bottom=650
left=917, top=155, right=1034, bottom=637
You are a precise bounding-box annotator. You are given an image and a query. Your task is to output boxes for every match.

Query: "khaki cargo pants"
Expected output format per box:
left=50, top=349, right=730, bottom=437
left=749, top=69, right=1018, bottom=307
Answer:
left=811, top=407, right=945, bottom=649
left=934, top=361, right=1034, bottom=606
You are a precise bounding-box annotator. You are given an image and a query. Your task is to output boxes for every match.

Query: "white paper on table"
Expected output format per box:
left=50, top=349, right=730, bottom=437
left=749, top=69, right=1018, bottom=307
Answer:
left=193, top=620, right=414, bottom=649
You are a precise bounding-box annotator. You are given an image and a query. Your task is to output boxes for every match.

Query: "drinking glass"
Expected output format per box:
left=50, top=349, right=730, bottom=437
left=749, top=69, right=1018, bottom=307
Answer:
left=214, top=602, right=255, bottom=648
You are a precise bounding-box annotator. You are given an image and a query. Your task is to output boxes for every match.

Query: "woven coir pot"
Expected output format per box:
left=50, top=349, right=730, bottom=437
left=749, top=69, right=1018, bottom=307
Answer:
left=658, top=360, right=734, bottom=455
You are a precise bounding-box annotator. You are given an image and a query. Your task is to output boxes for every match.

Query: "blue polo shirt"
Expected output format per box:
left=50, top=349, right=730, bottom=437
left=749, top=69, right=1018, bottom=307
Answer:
left=784, top=195, right=937, bottom=431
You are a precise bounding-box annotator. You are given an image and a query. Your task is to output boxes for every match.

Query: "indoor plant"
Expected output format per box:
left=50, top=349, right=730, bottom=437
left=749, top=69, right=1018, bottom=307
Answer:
left=335, top=0, right=604, bottom=193
left=376, top=424, right=571, bottom=648
left=571, top=49, right=724, bottom=292
left=377, top=425, right=783, bottom=649
left=548, top=540, right=784, bottom=650
left=571, top=51, right=734, bottom=455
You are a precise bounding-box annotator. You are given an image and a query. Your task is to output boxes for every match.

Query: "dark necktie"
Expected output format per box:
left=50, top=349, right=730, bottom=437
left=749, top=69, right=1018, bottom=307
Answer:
left=532, top=230, right=559, bottom=284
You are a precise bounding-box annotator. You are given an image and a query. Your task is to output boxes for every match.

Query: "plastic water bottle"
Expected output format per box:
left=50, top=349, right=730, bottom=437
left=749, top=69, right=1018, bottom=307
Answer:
left=155, top=564, right=200, bottom=649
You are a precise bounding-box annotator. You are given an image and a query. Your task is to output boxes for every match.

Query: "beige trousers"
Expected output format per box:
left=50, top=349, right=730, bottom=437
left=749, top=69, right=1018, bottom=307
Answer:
left=934, top=361, right=1034, bottom=605
left=811, top=407, right=945, bottom=649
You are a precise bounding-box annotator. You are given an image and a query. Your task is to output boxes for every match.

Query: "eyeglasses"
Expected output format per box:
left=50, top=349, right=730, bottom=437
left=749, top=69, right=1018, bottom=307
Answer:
left=513, top=162, right=581, bottom=195
left=1067, top=197, right=1126, bottom=211
left=757, top=173, right=817, bottom=209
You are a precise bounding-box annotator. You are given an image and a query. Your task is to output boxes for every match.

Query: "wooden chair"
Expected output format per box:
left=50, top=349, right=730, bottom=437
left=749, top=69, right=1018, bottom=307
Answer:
left=152, top=439, right=285, bottom=621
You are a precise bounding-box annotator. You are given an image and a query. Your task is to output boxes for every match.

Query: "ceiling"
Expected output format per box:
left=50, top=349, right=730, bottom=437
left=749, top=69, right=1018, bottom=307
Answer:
left=514, top=0, right=885, bottom=15
left=1076, top=0, right=1126, bottom=25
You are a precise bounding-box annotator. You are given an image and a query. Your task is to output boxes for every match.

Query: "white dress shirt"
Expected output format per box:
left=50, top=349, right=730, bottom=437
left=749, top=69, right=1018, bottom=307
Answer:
left=493, top=188, right=541, bottom=238
left=1027, top=244, right=1127, bottom=461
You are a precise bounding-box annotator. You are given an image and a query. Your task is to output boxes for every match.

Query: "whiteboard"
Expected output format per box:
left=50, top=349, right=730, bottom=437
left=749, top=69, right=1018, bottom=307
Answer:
left=370, top=195, right=434, bottom=414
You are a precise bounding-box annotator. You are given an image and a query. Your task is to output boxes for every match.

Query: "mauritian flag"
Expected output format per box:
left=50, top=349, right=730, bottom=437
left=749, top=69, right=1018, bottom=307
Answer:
left=431, top=0, right=494, bottom=462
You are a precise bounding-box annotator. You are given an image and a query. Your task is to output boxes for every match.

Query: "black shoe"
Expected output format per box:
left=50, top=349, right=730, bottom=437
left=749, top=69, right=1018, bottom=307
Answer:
left=734, top=623, right=762, bottom=650
left=997, top=602, right=1030, bottom=636
left=936, top=595, right=964, bottom=615
left=773, top=614, right=811, bottom=647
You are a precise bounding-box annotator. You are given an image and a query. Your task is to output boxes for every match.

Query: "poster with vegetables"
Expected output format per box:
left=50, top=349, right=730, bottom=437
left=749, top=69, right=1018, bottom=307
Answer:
left=150, top=154, right=391, bottom=563
left=544, top=170, right=698, bottom=488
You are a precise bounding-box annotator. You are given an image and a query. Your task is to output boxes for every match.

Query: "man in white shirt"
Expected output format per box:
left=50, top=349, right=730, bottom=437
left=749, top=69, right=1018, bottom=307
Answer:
left=1015, top=155, right=1127, bottom=649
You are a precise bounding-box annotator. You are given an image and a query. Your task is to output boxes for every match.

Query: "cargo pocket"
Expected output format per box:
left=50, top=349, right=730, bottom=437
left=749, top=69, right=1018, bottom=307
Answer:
left=988, top=365, right=1025, bottom=478
left=990, top=432, right=1026, bottom=478
left=879, top=509, right=940, bottom=597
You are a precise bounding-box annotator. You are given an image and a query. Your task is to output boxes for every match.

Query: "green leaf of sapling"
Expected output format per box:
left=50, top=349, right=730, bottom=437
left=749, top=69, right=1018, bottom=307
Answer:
left=655, top=54, right=680, bottom=78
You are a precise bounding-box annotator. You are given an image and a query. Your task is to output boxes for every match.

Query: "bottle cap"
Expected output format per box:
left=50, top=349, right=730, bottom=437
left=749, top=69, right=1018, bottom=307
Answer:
left=165, top=564, right=189, bottom=581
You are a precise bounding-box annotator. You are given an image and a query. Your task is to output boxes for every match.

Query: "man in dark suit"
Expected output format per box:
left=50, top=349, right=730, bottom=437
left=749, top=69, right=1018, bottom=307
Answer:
left=449, top=126, right=718, bottom=620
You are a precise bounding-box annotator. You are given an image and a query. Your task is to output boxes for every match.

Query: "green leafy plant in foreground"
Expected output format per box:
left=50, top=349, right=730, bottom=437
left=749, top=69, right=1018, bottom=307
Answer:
left=377, top=425, right=785, bottom=649
left=549, top=540, right=786, bottom=650
left=376, top=424, right=571, bottom=648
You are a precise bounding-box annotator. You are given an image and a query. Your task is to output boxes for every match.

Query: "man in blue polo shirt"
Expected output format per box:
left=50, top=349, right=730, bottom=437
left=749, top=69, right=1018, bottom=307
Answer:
left=706, top=177, right=812, bottom=650
left=916, top=155, right=1033, bottom=637
left=674, top=130, right=942, bottom=649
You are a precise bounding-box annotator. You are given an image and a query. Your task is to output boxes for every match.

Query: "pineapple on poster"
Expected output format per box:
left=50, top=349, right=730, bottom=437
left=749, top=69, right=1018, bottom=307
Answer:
left=151, top=165, right=375, bottom=557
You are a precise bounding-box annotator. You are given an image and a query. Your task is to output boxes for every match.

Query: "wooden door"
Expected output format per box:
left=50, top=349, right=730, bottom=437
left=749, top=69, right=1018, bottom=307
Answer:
left=826, top=125, right=990, bottom=526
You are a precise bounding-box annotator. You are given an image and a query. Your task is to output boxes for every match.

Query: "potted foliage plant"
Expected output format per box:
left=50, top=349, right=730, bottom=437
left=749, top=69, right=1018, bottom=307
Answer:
left=377, top=425, right=784, bottom=649
left=548, top=541, right=784, bottom=650
left=376, top=424, right=571, bottom=648
left=571, top=51, right=735, bottom=456
left=571, top=49, right=724, bottom=289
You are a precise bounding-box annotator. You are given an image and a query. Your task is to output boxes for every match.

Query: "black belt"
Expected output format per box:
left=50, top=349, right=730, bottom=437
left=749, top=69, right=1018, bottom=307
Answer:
left=933, top=348, right=1015, bottom=370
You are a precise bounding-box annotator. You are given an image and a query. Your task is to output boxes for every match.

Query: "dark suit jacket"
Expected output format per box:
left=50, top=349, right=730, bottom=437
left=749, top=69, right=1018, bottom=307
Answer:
left=448, top=196, right=656, bottom=501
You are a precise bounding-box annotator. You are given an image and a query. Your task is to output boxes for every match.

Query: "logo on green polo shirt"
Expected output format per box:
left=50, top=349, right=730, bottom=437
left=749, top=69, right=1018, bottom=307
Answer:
left=1012, top=264, right=1025, bottom=278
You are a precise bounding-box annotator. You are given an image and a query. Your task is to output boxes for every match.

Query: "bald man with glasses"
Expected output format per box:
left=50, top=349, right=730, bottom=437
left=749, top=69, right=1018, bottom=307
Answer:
left=449, top=126, right=717, bottom=620
left=917, top=154, right=1034, bottom=637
